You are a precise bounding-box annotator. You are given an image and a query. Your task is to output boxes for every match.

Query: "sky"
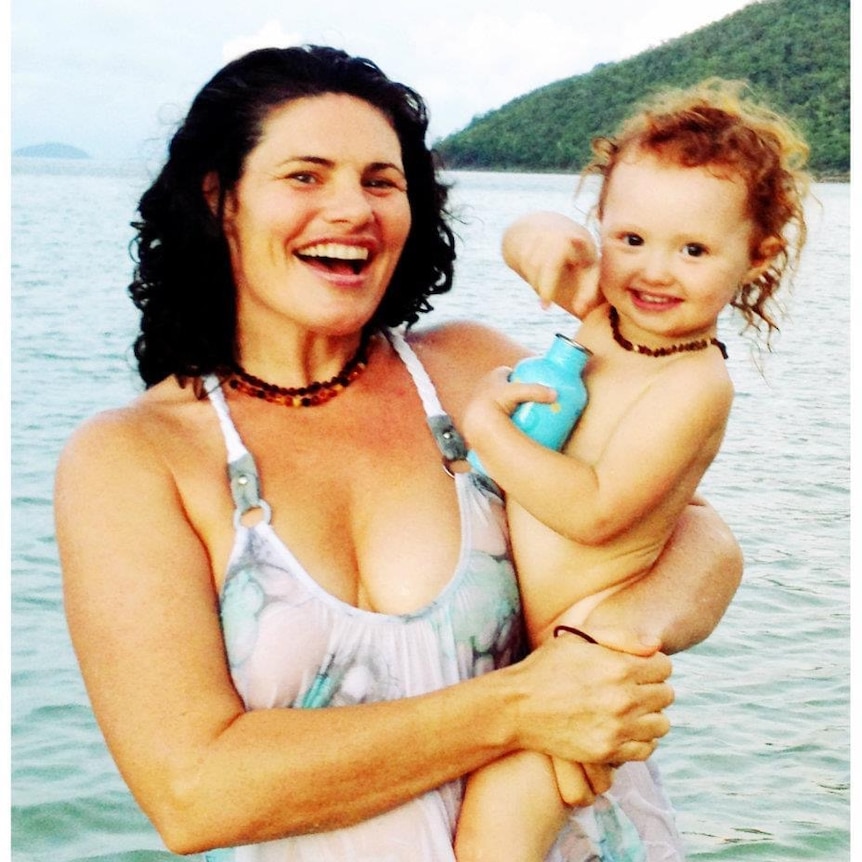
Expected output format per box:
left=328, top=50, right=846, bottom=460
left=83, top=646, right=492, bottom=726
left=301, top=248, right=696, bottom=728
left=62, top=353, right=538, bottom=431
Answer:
left=10, top=0, right=760, bottom=161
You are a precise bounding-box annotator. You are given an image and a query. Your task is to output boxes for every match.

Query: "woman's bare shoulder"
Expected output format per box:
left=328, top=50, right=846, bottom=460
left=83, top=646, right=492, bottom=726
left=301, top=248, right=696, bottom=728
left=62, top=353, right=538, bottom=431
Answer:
left=57, top=377, right=204, bottom=476
left=408, top=320, right=530, bottom=368
left=402, top=321, right=530, bottom=420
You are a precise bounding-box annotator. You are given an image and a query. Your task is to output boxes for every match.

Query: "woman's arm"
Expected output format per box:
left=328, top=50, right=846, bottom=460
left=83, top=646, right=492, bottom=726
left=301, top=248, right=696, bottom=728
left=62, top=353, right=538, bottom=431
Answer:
left=582, top=497, right=743, bottom=655
left=56, top=410, right=673, bottom=854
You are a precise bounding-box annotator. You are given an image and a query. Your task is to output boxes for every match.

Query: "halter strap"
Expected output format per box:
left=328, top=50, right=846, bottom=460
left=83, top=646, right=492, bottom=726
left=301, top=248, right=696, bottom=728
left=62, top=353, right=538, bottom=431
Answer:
left=386, top=329, right=468, bottom=465
left=204, top=376, right=272, bottom=526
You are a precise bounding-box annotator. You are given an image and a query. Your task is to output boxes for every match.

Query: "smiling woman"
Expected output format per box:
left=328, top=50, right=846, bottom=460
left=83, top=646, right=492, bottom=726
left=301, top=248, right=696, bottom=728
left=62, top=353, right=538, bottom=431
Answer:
left=297, top=241, right=374, bottom=276
left=53, top=45, right=743, bottom=861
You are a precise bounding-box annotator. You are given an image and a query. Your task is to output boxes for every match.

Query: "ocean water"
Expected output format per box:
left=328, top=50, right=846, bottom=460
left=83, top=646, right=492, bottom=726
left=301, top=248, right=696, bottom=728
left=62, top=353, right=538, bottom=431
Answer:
left=10, top=160, right=851, bottom=860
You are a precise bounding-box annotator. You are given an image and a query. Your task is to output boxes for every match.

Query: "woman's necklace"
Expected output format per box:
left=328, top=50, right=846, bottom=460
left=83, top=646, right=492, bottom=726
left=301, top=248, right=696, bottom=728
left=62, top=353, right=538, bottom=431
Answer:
left=609, top=306, right=727, bottom=359
left=226, top=332, right=372, bottom=407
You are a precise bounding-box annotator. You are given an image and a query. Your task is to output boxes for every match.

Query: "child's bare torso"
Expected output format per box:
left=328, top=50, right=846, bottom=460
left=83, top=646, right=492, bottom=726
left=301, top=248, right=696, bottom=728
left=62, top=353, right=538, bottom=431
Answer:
left=510, top=305, right=730, bottom=645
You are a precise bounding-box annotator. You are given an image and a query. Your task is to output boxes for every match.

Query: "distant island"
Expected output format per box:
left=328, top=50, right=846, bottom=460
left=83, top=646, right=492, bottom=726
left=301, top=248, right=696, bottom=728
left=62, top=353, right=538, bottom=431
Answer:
left=13, top=142, right=90, bottom=159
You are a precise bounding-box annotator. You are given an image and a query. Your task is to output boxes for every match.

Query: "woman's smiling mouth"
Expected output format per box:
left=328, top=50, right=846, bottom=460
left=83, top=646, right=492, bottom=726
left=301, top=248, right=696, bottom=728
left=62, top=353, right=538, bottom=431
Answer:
left=296, top=242, right=371, bottom=275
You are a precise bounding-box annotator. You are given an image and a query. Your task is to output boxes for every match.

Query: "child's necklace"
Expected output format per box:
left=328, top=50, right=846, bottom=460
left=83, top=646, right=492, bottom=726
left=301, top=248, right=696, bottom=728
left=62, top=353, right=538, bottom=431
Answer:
left=609, top=306, right=728, bottom=359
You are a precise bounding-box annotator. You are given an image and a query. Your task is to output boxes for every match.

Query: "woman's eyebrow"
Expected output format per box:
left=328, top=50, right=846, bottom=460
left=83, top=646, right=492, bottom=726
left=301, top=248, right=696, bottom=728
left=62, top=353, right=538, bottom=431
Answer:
left=276, top=155, right=333, bottom=168
left=275, top=156, right=405, bottom=174
left=369, top=161, right=406, bottom=175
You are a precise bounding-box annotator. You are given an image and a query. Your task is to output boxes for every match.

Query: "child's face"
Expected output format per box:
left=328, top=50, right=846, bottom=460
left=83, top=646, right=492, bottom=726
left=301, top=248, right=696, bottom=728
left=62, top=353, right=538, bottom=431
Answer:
left=599, top=151, right=768, bottom=343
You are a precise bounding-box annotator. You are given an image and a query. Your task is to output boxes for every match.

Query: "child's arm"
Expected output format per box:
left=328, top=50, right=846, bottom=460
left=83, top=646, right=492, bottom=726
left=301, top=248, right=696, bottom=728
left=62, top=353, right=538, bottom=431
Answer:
left=502, top=211, right=601, bottom=319
left=463, top=359, right=732, bottom=546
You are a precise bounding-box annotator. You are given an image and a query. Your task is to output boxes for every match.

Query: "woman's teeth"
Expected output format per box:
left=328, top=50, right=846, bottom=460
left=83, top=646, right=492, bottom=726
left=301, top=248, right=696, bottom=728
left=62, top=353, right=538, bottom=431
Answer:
left=298, top=242, right=369, bottom=274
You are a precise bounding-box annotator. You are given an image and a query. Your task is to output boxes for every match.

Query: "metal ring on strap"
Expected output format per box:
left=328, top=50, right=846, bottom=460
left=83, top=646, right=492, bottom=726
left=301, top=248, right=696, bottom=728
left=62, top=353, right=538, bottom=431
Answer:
left=233, top=499, right=273, bottom=529
left=228, top=452, right=272, bottom=527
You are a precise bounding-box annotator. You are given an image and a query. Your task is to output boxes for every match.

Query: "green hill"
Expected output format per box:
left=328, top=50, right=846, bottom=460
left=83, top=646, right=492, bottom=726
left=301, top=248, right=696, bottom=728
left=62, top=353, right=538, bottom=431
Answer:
left=436, top=0, right=849, bottom=178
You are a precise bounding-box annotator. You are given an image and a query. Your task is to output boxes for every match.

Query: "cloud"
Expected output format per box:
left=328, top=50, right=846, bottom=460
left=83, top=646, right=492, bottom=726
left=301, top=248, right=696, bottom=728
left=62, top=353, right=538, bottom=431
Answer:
left=221, top=21, right=305, bottom=63
left=396, top=10, right=630, bottom=138
left=212, top=12, right=591, bottom=138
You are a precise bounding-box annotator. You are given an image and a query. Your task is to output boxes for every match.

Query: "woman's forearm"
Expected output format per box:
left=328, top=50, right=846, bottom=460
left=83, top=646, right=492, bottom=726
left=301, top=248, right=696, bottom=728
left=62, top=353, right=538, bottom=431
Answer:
left=153, top=674, right=517, bottom=853
left=583, top=498, right=743, bottom=654
left=147, top=636, right=671, bottom=854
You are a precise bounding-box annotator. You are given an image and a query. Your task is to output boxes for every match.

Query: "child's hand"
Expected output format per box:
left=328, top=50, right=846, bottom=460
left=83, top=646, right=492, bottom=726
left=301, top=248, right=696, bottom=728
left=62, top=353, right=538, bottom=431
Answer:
left=464, top=367, right=557, bottom=428
left=502, top=211, right=601, bottom=319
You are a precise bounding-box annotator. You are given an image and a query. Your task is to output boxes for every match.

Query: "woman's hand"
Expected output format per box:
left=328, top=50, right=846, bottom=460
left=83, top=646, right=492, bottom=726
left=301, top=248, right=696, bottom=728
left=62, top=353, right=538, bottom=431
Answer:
left=502, top=211, right=601, bottom=319
left=550, top=624, right=665, bottom=804
left=503, top=627, right=673, bottom=767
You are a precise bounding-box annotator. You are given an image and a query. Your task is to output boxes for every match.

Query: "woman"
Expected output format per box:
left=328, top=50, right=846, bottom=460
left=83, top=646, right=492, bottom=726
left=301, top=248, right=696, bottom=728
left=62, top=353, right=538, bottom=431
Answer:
left=55, top=46, right=741, bottom=860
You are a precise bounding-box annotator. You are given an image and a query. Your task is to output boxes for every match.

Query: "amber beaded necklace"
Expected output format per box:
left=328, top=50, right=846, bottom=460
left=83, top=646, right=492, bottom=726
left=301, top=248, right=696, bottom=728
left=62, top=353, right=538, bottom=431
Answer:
left=226, top=333, right=371, bottom=407
left=609, top=306, right=728, bottom=359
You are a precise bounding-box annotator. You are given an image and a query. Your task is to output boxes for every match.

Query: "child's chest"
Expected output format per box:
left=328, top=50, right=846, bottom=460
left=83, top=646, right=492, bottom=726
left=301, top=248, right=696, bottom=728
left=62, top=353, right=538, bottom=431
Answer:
left=564, top=352, right=663, bottom=462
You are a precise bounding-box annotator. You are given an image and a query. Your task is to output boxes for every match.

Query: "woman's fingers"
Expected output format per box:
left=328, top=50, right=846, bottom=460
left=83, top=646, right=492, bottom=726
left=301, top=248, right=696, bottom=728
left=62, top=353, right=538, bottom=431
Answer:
left=576, top=623, right=662, bottom=657
left=545, top=636, right=674, bottom=762
left=637, top=679, right=675, bottom=715
left=552, top=758, right=597, bottom=806
left=609, top=739, right=658, bottom=763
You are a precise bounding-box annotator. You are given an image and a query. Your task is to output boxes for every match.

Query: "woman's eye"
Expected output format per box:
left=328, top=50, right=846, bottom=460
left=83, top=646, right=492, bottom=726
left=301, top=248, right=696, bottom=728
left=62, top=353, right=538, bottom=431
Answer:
left=287, top=172, right=318, bottom=184
left=365, top=176, right=405, bottom=192
left=683, top=243, right=707, bottom=257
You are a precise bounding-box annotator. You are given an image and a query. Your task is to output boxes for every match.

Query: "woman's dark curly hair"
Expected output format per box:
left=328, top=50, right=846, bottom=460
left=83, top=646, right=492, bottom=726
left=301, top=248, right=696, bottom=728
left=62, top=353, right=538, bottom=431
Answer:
left=129, top=45, right=456, bottom=387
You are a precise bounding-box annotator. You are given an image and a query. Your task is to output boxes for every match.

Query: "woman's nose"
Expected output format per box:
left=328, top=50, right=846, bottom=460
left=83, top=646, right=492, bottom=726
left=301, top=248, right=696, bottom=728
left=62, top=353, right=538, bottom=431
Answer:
left=324, top=178, right=374, bottom=224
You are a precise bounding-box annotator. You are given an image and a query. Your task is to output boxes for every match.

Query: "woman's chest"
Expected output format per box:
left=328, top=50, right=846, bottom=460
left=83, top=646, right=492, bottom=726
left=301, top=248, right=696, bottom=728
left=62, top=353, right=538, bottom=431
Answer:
left=269, top=462, right=463, bottom=614
left=210, top=395, right=466, bottom=613
left=222, top=506, right=521, bottom=711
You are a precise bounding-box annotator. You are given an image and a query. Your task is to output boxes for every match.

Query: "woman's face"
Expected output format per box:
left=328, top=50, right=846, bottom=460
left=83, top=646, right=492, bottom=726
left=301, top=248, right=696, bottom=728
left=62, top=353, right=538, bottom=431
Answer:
left=220, top=93, right=412, bottom=341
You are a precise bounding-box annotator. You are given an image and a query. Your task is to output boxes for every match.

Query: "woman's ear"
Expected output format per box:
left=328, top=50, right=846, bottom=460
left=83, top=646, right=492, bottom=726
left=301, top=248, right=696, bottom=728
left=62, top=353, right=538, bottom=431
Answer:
left=202, top=171, right=221, bottom=217
left=745, top=235, right=783, bottom=283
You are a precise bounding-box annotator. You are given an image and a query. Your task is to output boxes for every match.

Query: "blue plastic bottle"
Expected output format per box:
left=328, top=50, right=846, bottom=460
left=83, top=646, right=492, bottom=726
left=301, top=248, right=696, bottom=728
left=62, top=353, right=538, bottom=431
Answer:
left=468, top=333, right=591, bottom=478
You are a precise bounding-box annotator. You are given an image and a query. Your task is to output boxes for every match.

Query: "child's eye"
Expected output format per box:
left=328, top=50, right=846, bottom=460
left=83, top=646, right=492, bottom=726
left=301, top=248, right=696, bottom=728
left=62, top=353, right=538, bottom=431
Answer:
left=683, top=242, right=708, bottom=257
left=623, top=233, right=644, bottom=247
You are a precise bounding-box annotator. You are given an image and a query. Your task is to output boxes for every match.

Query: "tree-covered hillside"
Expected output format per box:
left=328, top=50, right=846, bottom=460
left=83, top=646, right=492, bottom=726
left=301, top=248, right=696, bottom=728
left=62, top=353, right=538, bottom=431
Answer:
left=436, top=0, right=849, bottom=177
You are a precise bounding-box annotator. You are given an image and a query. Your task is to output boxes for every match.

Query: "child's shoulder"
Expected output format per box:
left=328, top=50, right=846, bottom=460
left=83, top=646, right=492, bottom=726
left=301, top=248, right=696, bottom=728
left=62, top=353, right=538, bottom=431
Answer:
left=657, top=348, right=735, bottom=420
